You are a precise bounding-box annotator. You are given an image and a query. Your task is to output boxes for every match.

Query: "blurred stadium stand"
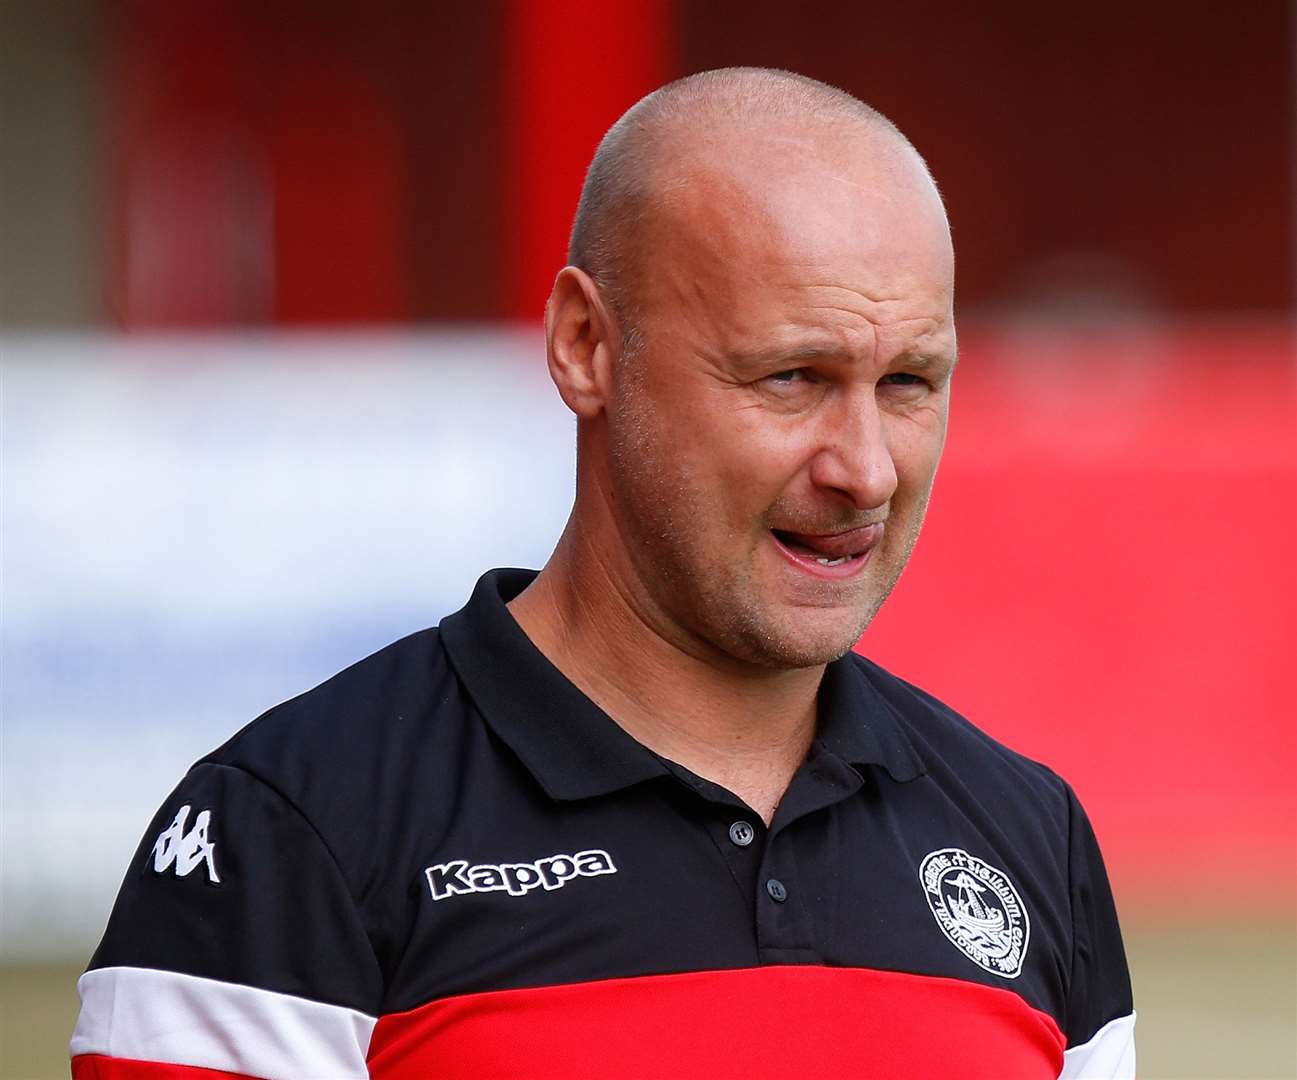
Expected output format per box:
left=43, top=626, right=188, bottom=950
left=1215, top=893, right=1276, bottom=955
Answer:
left=2, top=3, right=1294, bottom=1077
left=3, top=1, right=1292, bottom=329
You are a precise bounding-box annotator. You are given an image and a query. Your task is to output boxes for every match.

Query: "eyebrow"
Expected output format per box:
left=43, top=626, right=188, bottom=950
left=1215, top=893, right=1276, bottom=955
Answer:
left=906, top=351, right=959, bottom=371
left=732, top=345, right=958, bottom=371
left=730, top=344, right=846, bottom=369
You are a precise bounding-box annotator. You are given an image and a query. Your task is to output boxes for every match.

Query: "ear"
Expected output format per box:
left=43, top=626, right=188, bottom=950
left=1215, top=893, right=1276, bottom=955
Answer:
left=544, top=266, right=620, bottom=420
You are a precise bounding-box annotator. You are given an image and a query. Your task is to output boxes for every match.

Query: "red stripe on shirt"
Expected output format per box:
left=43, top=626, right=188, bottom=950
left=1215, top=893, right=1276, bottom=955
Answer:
left=72, top=1054, right=255, bottom=1080
left=368, top=965, right=1066, bottom=1079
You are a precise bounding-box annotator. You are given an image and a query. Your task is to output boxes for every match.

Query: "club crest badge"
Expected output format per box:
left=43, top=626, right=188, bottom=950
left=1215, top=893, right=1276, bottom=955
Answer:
left=919, top=847, right=1029, bottom=979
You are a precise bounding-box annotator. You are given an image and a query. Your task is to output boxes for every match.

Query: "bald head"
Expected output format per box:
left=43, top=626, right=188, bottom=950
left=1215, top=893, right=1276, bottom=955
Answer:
left=567, top=68, right=941, bottom=340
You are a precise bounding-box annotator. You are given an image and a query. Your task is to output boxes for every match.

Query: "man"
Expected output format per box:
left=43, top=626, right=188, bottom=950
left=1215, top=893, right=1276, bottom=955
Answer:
left=72, top=69, right=1134, bottom=1079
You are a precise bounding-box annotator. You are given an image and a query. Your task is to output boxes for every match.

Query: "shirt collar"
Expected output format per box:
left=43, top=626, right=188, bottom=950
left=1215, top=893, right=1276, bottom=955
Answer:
left=815, top=651, right=926, bottom=783
left=439, top=568, right=924, bottom=802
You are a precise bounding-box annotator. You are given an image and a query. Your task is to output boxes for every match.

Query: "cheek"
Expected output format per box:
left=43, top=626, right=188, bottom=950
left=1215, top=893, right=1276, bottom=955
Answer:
left=661, top=385, right=804, bottom=487
left=885, top=408, right=947, bottom=494
left=711, top=412, right=815, bottom=506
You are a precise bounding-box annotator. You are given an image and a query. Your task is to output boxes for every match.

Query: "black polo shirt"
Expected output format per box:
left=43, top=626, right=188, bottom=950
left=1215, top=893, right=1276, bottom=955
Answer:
left=73, top=568, right=1134, bottom=1080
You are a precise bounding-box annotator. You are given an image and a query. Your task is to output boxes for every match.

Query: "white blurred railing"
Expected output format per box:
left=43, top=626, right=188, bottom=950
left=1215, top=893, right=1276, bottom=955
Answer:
left=1, top=330, right=575, bottom=958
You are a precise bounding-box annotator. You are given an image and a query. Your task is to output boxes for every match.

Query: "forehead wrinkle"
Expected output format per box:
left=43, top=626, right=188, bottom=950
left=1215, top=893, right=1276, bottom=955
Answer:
left=795, top=296, right=953, bottom=345
left=798, top=284, right=949, bottom=313
left=804, top=286, right=909, bottom=304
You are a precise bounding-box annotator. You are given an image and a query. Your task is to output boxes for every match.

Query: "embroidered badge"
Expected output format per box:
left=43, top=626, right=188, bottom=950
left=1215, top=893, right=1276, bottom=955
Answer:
left=919, top=847, right=1028, bottom=978
left=150, top=804, right=221, bottom=884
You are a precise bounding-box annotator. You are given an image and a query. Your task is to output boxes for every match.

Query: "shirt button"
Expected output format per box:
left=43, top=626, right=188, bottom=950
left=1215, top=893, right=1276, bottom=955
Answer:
left=766, top=878, right=788, bottom=902
left=728, top=821, right=755, bottom=847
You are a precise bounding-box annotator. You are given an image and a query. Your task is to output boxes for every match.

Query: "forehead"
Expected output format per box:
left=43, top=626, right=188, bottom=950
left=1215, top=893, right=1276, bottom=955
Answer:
left=634, top=127, right=954, bottom=353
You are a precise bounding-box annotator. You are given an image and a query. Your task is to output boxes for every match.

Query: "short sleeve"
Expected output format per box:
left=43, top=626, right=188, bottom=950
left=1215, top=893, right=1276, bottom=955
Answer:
left=70, top=762, right=383, bottom=1080
left=1058, top=783, right=1136, bottom=1079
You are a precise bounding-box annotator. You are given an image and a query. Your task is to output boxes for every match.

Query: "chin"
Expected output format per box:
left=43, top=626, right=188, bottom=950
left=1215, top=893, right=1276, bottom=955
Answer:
left=723, top=607, right=876, bottom=670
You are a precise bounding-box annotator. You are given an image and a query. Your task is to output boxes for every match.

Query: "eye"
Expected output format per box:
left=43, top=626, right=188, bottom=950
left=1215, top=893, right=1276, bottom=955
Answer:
left=765, top=368, right=810, bottom=386
left=880, top=372, right=928, bottom=389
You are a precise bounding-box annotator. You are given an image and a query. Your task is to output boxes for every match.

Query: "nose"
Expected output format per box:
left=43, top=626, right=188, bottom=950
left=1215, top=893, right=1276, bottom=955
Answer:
left=807, top=390, right=898, bottom=510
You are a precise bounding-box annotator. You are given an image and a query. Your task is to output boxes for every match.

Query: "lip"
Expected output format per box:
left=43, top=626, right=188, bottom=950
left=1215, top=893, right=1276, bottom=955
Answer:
left=768, top=523, right=883, bottom=580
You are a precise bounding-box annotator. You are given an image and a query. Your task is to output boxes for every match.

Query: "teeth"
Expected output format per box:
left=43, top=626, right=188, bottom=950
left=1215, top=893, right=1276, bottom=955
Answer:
left=815, top=556, right=848, bottom=566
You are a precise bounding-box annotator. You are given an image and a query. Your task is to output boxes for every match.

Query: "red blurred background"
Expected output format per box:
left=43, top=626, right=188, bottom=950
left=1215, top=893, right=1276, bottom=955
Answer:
left=97, top=1, right=1293, bottom=328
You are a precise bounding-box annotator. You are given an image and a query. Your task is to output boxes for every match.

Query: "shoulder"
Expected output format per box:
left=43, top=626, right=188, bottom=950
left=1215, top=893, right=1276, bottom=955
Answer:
left=203, top=627, right=451, bottom=778
left=846, top=651, right=1072, bottom=822
left=191, top=627, right=475, bottom=883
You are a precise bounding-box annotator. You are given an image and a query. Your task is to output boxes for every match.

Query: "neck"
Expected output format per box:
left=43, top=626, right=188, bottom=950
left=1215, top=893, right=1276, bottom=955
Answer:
left=508, top=513, right=824, bottom=824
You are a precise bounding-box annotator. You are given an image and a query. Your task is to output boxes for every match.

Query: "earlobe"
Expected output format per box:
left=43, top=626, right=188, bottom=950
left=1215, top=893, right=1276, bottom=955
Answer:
left=545, top=267, right=616, bottom=420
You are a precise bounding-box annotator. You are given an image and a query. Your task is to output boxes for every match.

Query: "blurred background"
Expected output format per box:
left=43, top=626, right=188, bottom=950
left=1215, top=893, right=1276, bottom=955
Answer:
left=2, top=2, right=1294, bottom=1077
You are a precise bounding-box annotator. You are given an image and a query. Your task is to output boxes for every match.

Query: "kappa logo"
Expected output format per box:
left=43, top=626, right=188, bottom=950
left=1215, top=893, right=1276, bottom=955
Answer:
left=424, top=849, right=616, bottom=901
left=919, top=847, right=1029, bottom=979
left=150, top=804, right=220, bottom=884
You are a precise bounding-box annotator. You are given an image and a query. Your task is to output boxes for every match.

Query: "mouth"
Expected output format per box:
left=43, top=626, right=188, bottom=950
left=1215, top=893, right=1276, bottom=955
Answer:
left=769, top=523, right=883, bottom=579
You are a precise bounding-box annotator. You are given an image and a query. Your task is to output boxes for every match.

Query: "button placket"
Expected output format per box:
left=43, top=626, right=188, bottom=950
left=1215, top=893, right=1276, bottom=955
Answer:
left=752, top=813, right=827, bottom=963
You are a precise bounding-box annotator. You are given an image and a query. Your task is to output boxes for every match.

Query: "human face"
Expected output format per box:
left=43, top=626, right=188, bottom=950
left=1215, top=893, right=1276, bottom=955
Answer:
left=603, top=133, right=956, bottom=669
